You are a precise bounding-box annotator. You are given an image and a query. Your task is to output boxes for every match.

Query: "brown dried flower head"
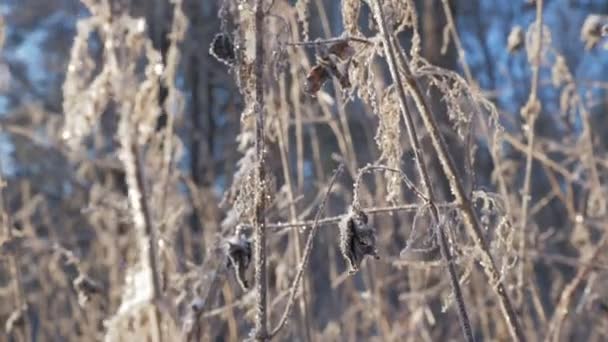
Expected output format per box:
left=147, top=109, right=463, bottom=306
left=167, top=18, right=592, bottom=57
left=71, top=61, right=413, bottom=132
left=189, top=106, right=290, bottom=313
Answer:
left=339, top=206, right=379, bottom=274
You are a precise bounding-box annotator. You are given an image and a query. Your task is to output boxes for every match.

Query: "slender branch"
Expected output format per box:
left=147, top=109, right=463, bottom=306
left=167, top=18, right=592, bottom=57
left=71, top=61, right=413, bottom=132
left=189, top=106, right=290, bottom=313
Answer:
left=286, top=35, right=373, bottom=46
left=440, top=0, right=474, bottom=84
left=269, top=165, right=344, bottom=338
left=353, top=164, right=429, bottom=207
left=517, top=0, right=544, bottom=307
left=268, top=203, right=454, bottom=231
left=370, top=1, right=474, bottom=341
left=253, top=0, right=268, bottom=339
left=132, top=145, right=164, bottom=300
left=120, top=135, right=164, bottom=342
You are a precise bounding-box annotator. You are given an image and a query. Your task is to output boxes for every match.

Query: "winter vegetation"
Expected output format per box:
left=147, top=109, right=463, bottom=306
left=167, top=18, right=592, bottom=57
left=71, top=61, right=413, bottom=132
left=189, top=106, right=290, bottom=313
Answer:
left=1, top=0, right=608, bottom=341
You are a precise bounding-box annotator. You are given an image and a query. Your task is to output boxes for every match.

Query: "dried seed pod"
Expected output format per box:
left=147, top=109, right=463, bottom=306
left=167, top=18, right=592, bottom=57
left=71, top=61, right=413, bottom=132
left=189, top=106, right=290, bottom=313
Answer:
left=339, top=206, right=379, bottom=274
left=224, top=226, right=252, bottom=290
left=5, top=305, right=26, bottom=334
left=209, top=33, right=236, bottom=66
left=507, top=26, right=524, bottom=53
left=581, top=15, right=604, bottom=49
left=190, top=297, right=205, bottom=314
left=73, top=273, right=102, bottom=307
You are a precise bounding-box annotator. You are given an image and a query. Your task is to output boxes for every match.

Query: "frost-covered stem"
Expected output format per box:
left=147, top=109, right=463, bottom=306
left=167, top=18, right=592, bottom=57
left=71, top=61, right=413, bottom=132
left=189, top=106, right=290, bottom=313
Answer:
left=253, top=0, right=268, bottom=340
left=269, top=165, right=343, bottom=338
left=286, top=36, right=373, bottom=46
left=353, top=164, right=428, bottom=206
left=387, top=15, right=526, bottom=342
left=518, top=0, right=543, bottom=304
left=267, top=203, right=454, bottom=231
left=440, top=0, right=474, bottom=85
left=0, top=174, right=30, bottom=342
left=131, top=144, right=163, bottom=300
left=370, top=2, right=474, bottom=341
left=119, top=122, right=163, bottom=342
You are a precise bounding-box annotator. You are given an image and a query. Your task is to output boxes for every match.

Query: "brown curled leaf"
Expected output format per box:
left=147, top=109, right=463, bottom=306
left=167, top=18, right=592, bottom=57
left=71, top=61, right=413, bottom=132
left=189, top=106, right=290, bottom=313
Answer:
left=304, top=64, right=330, bottom=94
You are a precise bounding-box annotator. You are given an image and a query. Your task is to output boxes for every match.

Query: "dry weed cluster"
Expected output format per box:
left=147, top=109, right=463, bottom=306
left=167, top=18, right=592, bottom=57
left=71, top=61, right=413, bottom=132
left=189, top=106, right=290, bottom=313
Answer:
left=1, top=0, right=608, bottom=341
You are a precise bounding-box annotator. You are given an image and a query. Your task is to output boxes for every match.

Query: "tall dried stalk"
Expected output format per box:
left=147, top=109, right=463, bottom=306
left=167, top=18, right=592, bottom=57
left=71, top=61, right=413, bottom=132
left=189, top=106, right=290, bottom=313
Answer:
left=517, top=0, right=544, bottom=306
left=369, top=1, right=474, bottom=341
left=118, top=119, right=164, bottom=342
left=253, top=0, right=268, bottom=340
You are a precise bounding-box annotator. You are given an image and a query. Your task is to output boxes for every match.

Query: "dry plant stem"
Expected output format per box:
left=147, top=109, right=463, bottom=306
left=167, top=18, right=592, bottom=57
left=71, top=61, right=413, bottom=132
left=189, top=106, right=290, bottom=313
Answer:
left=268, top=203, right=447, bottom=231
left=132, top=144, right=164, bottom=342
left=518, top=0, right=544, bottom=306
left=371, top=2, right=525, bottom=340
left=253, top=0, right=268, bottom=339
left=287, top=36, right=373, bottom=46
left=269, top=165, right=344, bottom=338
left=545, top=231, right=608, bottom=341
left=353, top=164, right=428, bottom=205
left=392, top=40, right=526, bottom=342
left=0, top=174, right=30, bottom=342
left=440, top=0, right=474, bottom=85
left=369, top=2, right=474, bottom=341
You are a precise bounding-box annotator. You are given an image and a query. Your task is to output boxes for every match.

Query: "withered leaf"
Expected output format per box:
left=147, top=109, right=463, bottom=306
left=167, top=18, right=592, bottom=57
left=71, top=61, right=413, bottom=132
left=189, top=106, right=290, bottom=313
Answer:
left=304, top=64, right=330, bottom=95
left=209, top=33, right=236, bottom=66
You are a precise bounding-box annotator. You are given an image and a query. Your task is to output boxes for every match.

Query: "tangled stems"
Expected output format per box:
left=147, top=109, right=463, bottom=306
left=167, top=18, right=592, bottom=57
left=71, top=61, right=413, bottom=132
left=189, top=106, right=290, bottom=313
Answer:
left=269, top=165, right=344, bottom=338
left=369, top=1, right=474, bottom=341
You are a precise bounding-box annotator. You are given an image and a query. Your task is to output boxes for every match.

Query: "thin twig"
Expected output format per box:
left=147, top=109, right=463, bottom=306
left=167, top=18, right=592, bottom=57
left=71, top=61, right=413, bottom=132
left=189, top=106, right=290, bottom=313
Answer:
left=268, top=203, right=453, bottom=231
left=353, top=164, right=429, bottom=207
left=440, top=0, right=474, bottom=85
left=130, top=143, right=164, bottom=342
left=370, top=1, right=475, bottom=341
left=286, top=35, right=373, bottom=46
left=517, top=0, right=543, bottom=310
left=269, top=165, right=344, bottom=338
